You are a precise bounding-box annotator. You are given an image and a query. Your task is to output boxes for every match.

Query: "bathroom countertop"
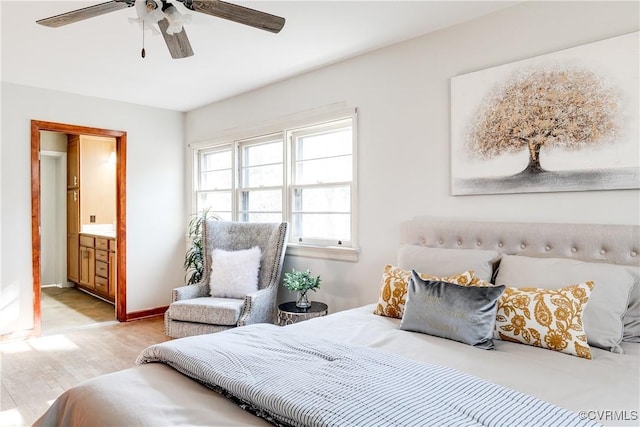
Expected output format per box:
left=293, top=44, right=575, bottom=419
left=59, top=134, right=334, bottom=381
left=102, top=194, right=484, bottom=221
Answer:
left=81, top=231, right=116, bottom=239
left=81, top=224, right=116, bottom=238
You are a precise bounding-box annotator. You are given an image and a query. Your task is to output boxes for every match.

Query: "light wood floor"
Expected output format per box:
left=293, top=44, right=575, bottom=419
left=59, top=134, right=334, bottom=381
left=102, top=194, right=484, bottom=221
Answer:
left=0, top=316, right=168, bottom=427
left=41, top=286, right=116, bottom=334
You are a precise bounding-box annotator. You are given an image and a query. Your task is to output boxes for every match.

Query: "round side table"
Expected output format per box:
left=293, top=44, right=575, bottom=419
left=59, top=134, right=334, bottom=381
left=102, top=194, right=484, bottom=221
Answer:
left=277, top=301, right=328, bottom=326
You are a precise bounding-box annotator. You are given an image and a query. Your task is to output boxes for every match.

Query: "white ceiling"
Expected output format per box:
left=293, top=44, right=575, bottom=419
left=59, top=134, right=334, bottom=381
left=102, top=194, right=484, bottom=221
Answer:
left=1, top=1, right=516, bottom=112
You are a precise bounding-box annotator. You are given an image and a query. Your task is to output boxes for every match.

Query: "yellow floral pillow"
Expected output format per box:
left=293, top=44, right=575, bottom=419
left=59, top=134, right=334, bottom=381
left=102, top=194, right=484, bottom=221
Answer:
left=494, top=281, right=594, bottom=359
left=373, top=265, right=475, bottom=319
left=464, top=277, right=495, bottom=287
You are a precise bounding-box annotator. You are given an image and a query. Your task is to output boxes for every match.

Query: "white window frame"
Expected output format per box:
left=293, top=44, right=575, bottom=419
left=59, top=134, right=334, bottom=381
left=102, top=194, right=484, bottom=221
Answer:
left=189, top=105, right=359, bottom=262
left=237, top=133, right=285, bottom=223
left=194, top=143, right=234, bottom=220
left=287, top=118, right=354, bottom=248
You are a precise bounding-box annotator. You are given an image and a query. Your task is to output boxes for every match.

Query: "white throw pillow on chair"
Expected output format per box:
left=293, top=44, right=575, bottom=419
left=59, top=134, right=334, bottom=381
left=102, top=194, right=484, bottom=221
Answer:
left=209, top=246, right=262, bottom=299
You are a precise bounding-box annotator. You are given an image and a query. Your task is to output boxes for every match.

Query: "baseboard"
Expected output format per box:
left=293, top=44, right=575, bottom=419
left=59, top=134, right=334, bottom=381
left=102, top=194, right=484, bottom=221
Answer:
left=41, top=282, right=74, bottom=288
left=125, top=306, right=168, bottom=321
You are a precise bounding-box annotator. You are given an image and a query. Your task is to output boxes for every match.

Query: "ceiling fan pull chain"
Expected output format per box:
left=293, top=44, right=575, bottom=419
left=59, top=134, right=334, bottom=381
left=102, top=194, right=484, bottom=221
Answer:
left=141, top=20, right=146, bottom=58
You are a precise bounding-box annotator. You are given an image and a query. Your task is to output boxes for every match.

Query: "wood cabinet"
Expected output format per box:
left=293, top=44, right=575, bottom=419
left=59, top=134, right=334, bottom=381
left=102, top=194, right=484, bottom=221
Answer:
left=66, top=134, right=117, bottom=301
left=67, top=235, right=79, bottom=283
left=109, top=250, right=117, bottom=299
left=79, top=239, right=95, bottom=289
left=77, top=234, right=115, bottom=303
left=67, top=190, right=79, bottom=234
left=67, top=189, right=80, bottom=283
left=67, top=135, right=80, bottom=284
left=67, top=135, right=79, bottom=189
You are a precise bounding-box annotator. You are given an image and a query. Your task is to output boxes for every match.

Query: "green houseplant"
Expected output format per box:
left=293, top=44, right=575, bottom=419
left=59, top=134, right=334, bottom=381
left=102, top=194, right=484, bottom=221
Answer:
left=184, top=208, right=219, bottom=285
left=283, top=268, right=321, bottom=309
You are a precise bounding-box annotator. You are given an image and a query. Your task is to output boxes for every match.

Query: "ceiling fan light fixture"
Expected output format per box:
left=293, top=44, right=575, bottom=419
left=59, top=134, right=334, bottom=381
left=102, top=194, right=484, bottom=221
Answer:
left=131, top=0, right=165, bottom=30
left=145, top=0, right=158, bottom=12
left=163, top=4, right=191, bottom=35
left=129, top=1, right=190, bottom=35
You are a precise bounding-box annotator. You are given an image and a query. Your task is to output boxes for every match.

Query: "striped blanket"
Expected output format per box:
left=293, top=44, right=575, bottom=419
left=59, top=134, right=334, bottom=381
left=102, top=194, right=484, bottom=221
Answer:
left=137, top=324, right=599, bottom=427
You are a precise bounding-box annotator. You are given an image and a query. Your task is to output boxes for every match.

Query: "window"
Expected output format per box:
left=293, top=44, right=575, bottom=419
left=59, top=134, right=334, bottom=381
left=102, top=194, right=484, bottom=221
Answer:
left=192, top=108, right=358, bottom=260
left=290, top=119, right=353, bottom=247
left=238, top=135, right=283, bottom=223
left=196, top=145, right=233, bottom=220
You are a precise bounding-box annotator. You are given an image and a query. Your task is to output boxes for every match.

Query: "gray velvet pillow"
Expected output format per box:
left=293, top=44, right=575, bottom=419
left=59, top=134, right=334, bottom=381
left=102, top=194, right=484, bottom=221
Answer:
left=400, top=271, right=505, bottom=350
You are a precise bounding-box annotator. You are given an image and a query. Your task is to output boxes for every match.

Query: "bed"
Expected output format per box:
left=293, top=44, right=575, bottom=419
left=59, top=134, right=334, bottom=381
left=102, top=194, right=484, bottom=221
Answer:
left=34, top=218, right=640, bottom=427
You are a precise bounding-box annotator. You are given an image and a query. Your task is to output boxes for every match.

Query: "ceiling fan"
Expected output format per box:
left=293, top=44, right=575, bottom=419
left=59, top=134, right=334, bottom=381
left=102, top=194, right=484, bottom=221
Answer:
left=36, top=0, right=286, bottom=59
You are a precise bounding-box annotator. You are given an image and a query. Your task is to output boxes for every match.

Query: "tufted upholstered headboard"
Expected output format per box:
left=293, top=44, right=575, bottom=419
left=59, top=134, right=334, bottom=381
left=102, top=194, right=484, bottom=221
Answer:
left=402, top=217, right=640, bottom=268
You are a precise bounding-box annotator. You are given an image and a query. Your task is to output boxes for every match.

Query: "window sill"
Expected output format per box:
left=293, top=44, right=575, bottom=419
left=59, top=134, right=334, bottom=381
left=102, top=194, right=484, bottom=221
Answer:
left=286, top=244, right=359, bottom=262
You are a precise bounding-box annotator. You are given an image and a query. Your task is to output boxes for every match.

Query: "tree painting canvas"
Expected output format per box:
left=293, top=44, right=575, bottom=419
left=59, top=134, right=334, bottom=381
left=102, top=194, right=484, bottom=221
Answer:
left=451, top=32, right=639, bottom=195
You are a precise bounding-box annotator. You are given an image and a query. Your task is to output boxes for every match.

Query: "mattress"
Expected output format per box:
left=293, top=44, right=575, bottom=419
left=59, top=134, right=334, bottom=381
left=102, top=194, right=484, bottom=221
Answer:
left=34, top=304, right=640, bottom=427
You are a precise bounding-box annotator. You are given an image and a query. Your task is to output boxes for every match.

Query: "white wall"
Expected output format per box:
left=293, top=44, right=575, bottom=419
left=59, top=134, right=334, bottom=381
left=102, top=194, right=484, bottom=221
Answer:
left=0, top=83, right=186, bottom=335
left=185, top=1, right=640, bottom=313
left=40, top=153, right=66, bottom=287
left=40, top=132, right=68, bottom=288
left=40, top=130, right=68, bottom=152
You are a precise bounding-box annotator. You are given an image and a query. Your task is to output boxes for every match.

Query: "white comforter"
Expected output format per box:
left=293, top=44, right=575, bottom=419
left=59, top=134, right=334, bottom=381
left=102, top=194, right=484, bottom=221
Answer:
left=34, top=305, right=640, bottom=427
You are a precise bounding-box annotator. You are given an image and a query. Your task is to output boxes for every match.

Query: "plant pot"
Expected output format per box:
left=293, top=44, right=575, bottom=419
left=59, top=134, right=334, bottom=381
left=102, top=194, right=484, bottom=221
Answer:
left=296, top=291, right=311, bottom=309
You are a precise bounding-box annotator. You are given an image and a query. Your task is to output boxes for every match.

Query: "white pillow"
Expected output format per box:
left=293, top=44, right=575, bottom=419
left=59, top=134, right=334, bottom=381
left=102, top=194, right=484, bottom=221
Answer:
left=397, top=245, right=499, bottom=281
left=209, top=246, right=261, bottom=299
left=495, top=255, right=634, bottom=353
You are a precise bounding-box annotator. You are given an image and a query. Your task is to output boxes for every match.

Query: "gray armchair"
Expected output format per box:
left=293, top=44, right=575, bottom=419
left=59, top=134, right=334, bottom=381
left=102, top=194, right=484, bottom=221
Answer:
left=164, top=220, right=288, bottom=338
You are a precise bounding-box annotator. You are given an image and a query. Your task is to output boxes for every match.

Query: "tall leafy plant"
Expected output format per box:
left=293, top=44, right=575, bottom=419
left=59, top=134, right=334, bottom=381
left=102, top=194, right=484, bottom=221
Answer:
left=184, top=208, right=218, bottom=285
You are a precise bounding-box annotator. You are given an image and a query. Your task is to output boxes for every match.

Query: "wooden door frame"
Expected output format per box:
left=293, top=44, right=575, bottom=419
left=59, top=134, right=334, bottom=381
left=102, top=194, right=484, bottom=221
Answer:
left=31, top=120, right=127, bottom=332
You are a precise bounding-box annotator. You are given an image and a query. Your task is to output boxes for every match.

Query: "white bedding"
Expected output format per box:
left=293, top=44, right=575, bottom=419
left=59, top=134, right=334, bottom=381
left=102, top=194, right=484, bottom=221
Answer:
left=35, top=304, right=640, bottom=427
left=136, top=323, right=597, bottom=426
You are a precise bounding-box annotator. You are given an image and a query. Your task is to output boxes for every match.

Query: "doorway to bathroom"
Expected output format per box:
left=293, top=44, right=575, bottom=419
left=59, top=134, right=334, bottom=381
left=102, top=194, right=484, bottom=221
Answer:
left=31, top=120, right=127, bottom=335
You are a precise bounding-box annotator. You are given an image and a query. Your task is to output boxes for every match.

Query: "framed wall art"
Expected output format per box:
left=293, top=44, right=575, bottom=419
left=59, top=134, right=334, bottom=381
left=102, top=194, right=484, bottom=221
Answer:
left=450, top=32, right=639, bottom=195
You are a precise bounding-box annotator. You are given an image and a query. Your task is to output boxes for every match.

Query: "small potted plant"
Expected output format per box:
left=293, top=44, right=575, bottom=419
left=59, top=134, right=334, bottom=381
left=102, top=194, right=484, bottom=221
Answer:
left=283, top=268, right=321, bottom=309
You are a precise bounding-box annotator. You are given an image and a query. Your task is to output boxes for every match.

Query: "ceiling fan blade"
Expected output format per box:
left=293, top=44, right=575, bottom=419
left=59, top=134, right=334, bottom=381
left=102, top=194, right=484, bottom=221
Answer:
left=182, top=0, right=285, bottom=33
left=158, top=18, right=195, bottom=59
left=36, top=1, right=133, bottom=28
